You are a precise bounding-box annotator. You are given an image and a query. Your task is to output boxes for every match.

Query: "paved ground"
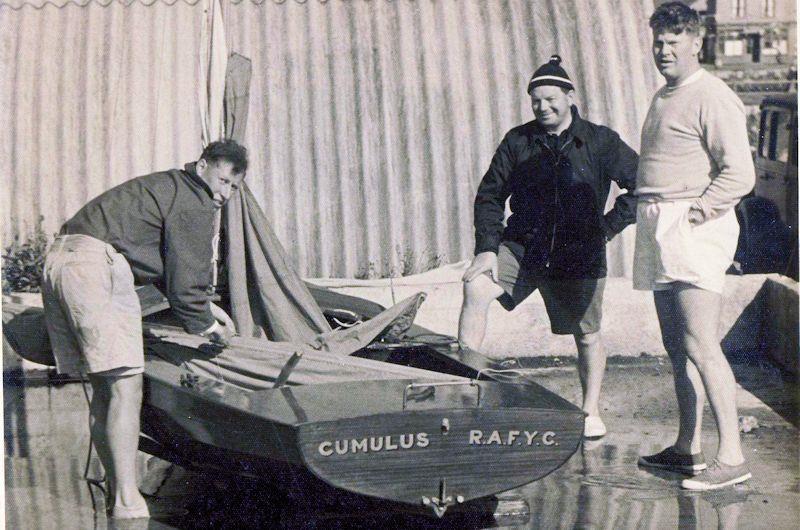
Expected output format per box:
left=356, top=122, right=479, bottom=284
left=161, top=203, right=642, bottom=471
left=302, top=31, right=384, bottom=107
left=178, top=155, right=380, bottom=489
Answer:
left=308, top=267, right=781, bottom=360
left=4, top=353, right=798, bottom=529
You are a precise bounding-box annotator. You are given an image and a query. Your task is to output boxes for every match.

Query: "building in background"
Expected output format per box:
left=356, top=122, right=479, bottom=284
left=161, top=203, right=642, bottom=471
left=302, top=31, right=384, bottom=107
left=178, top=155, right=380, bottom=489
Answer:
left=655, top=0, right=796, bottom=102
left=655, top=0, right=797, bottom=66
left=703, top=0, right=796, bottom=66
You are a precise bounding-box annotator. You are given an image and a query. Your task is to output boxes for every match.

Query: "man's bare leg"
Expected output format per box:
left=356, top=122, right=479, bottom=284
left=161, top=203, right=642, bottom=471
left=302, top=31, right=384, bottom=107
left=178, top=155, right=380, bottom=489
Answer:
left=88, top=380, right=116, bottom=504
left=672, top=284, right=744, bottom=465
left=574, top=332, right=604, bottom=418
left=654, top=289, right=706, bottom=455
left=458, top=274, right=505, bottom=350
left=88, top=372, right=148, bottom=518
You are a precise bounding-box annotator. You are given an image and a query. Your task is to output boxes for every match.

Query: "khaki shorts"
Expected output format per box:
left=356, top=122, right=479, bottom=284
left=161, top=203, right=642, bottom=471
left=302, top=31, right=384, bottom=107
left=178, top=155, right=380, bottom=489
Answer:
left=41, top=235, right=144, bottom=376
left=493, top=241, right=605, bottom=335
left=633, top=200, right=739, bottom=294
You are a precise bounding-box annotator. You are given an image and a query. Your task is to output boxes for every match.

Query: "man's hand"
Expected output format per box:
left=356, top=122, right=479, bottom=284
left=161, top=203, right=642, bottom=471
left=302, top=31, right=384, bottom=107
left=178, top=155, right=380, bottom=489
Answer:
left=205, top=322, right=234, bottom=348
left=210, top=303, right=236, bottom=333
left=600, top=218, right=618, bottom=242
left=687, top=206, right=704, bottom=226
left=463, top=251, right=499, bottom=283
left=199, top=304, right=236, bottom=348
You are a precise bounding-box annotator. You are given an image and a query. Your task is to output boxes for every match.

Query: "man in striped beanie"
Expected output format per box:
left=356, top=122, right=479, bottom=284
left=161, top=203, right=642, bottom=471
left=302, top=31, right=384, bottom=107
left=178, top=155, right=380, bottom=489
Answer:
left=460, top=55, right=639, bottom=439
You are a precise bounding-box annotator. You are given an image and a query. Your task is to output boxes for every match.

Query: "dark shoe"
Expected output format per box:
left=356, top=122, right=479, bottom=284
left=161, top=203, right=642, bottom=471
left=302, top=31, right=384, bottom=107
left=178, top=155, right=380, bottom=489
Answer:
left=638, top=447, right=707, bottom=475
left=681, top=460, right=752, bottom=491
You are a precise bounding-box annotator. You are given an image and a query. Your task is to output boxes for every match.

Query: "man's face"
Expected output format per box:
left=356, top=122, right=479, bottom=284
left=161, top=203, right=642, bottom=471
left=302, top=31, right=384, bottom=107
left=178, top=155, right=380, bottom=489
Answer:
left=652, top=30, right=702, bottom=84
left=530, top=86, right=574, bottom=131
left=197, top=159, right=245, bottom=208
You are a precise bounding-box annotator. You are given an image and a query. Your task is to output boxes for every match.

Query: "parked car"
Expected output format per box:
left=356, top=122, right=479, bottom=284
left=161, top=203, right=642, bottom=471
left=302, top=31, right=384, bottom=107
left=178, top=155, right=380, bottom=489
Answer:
left=735, top=93, right=798, bottom=279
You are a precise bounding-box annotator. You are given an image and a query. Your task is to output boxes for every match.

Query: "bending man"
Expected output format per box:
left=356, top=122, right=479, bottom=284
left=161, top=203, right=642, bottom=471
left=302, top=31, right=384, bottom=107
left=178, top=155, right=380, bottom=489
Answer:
left=41, top=140, right=247, bottom=518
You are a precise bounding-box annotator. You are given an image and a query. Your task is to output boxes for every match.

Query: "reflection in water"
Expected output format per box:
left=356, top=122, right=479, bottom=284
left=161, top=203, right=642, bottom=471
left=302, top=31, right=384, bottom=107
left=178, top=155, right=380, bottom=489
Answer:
left=701, top=488, right=750, bottom=530
left=676, top=490, right=750, bottom=530
left=575, top=439, right=616, bottom=528
left=521, top=439, right=752, bottom=530
left=0, top=430, right=758, bottom=529
left=2, top=380, right=787, bottom=529
left=678, top=494, right=703, bottom=529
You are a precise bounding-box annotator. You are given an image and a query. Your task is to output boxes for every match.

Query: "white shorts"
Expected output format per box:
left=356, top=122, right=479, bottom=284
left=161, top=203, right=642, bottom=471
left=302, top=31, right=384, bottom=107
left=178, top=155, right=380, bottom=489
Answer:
left=41, top=235, right=144, bottom=376
left=633, top=200, right=739, bottom=294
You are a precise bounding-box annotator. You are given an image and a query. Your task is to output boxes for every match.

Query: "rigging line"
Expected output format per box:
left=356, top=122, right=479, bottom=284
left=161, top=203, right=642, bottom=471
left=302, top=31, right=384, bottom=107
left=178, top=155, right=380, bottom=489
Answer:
left=208, top=342, right=227, bottom=386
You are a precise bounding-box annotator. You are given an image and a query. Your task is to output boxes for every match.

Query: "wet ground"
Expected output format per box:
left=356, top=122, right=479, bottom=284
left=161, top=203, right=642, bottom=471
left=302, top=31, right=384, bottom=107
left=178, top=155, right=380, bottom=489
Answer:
left=4, top=355, right=798, bottom=529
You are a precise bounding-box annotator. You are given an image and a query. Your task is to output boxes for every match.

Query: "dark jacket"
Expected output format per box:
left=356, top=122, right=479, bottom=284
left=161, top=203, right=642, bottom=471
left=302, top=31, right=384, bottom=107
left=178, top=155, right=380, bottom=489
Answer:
left=473, top=107, right=638, bottom=278
left=61, top=163, right=218, bottom=334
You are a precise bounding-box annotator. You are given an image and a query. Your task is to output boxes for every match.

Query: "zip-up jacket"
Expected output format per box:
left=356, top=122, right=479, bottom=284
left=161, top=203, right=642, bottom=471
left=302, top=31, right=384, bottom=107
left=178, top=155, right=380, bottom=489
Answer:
left=474, top=106, right=638, bottom=278
left=61, top=163, right=218, bottom=334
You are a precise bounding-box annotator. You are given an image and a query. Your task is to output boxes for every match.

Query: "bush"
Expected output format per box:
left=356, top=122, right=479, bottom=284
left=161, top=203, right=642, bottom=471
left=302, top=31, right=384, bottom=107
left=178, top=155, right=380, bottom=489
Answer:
left=3, top=222, right=50, bottom=294
left=354, top=246, right=447, bottom=280
left=393, top=245, right=445, bottom=277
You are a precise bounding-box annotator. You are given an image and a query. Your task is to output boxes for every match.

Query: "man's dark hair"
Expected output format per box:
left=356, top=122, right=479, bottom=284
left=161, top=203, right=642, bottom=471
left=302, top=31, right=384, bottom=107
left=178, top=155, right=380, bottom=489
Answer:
left=201, top=139, right=248, bottom=175
left=649, top=1, right=702, bottom=36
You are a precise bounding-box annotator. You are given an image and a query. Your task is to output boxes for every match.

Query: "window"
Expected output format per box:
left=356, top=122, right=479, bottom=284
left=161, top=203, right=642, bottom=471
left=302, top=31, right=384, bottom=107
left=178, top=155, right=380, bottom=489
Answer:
left=733, top=0, right=747, bottom=18
left=724, top=39, right=745, bottom=56
left=771, top=111, right=791, bottom=163
left=764, top=110, right=792, bottom=163
left=763, top=0, right=775, bottom=17
left=758, top=110, right=769, bottom=158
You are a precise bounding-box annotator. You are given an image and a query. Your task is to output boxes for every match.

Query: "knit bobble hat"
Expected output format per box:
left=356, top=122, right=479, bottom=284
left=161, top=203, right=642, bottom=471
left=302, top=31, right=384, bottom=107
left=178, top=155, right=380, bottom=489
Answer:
left=527, top=55, right=574, bottom=93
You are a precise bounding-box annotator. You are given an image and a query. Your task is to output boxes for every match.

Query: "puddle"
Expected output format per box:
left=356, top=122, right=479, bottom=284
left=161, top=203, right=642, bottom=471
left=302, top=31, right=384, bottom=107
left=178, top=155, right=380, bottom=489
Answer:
left=5, top=367, right=799, bottom=529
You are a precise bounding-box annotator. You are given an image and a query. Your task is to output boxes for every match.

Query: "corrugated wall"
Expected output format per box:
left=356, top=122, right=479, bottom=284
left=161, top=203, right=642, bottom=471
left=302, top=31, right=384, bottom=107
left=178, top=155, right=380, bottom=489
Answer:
left=0, top=1, right=206, bottom=243
left=1, top=0, right=660, bottom=278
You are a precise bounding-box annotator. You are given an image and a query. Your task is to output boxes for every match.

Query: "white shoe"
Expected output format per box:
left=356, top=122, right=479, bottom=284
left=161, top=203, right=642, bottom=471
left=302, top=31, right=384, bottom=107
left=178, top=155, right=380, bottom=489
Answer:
left=584, top=416, right=606, bottom=438
left=111, top=497, right=150, bottom=520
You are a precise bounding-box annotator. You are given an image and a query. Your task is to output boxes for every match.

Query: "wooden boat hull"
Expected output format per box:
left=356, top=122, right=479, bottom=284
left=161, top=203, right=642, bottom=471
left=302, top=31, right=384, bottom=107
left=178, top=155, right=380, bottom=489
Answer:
left=2, top=286, right=586, bottom=515
left=139, top=354, right=583, bottom=514
left=299, top=407, right=582, bottom=508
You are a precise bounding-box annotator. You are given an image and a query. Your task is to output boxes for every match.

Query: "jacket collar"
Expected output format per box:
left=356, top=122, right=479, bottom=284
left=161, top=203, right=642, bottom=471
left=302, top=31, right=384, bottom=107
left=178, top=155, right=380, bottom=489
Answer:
left=530, top=105, right=586, bottom=148
left=184, top=162, right=215, bottom=199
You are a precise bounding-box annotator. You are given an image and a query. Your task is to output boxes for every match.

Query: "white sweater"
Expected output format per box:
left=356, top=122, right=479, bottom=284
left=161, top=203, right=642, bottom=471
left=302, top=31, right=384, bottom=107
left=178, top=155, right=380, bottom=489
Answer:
left=636, top=68, right=755, bottom=222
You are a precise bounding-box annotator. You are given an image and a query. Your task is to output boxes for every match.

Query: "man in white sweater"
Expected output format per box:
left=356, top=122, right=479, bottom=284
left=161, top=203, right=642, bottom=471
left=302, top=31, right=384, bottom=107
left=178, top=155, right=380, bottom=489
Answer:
left=634, top=2, right=755, bottom=490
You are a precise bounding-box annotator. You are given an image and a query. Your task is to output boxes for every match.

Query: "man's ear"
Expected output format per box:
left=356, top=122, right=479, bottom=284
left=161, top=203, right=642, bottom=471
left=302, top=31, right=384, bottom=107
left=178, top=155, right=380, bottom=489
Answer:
left=692, top=34, right=703, bottom=56
left=196, top=158, right=208, bottom=176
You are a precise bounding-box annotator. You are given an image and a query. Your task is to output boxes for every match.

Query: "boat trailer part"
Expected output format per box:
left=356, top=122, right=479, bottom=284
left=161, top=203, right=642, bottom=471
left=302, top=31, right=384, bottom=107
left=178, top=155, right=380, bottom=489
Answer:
left=421, top=478, right=464, bottom=518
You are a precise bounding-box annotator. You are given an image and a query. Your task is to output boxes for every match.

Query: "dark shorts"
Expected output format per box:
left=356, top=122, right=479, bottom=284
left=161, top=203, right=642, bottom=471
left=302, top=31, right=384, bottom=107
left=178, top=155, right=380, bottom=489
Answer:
left=494, top=241, right=605, bottom=335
